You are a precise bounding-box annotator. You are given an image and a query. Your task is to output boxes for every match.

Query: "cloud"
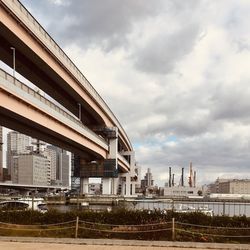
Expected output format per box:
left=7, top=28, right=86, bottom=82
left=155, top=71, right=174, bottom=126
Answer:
left=22, top=0, right=164, bottom=51
left=133, top=24, right=200, bottom=75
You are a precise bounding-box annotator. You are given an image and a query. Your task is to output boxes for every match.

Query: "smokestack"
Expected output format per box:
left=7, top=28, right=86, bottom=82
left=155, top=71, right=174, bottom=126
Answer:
left=188, top=162, right=193, bottom=187
left=181, top=167, right=184, bottom=187
left=194, top=171, right=196, bottom=188
left=172, top=174, right=175, bottom=187
left=169, top=167, right=172, bottom=187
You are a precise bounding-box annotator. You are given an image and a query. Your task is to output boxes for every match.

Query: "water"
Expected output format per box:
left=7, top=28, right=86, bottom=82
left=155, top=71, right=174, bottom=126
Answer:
left=134, top=200, right=250, bottom=216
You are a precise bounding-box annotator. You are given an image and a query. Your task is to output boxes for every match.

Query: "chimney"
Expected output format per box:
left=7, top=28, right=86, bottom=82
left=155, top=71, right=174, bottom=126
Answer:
left=194, top=171, right=196, bottom=188
left=188, top=162, right=193, bottom=187
left=169, top=167, right=172, bottom=187
left=172, top=174, right=175, bottom=187
left=181, top=167, right=184, bottom=187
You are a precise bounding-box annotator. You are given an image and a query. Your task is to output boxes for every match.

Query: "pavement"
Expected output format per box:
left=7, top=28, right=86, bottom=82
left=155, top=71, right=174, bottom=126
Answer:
left=0, top=237, right=249, bottom=250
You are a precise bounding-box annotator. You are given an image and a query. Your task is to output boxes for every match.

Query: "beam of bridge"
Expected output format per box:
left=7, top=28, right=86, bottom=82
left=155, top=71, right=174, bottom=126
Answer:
left=0, top=0, right=132, bottom=152
left=0, top=69, right=130, bottom=172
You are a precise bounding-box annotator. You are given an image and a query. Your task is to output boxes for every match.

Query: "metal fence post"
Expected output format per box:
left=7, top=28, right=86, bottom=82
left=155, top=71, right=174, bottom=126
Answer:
left=75, top=216, right=79, bottom=238
left=172, top=217, right=175, bottom=241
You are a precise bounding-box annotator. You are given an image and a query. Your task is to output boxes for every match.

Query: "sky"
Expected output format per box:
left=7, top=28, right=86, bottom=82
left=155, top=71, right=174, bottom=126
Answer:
left=9, top=0, right=250, bottom=186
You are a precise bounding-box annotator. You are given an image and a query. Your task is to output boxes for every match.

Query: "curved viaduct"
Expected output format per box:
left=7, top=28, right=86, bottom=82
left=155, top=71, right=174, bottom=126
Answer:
left=0, top=0, right=138, bottom=196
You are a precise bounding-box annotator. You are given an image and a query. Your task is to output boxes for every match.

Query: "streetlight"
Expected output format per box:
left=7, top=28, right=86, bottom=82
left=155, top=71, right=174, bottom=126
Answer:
left=10, top=47, right=15, bottom=78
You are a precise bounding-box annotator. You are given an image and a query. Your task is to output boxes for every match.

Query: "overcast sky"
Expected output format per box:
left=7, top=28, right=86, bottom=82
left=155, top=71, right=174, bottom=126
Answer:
left=15, top=0, right=250, bottom=186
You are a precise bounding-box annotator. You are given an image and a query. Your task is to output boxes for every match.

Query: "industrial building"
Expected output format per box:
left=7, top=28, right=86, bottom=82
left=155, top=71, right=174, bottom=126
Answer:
left=163, top=163, right=202, bottom=197
left=208, top=178, right=250, bottom=194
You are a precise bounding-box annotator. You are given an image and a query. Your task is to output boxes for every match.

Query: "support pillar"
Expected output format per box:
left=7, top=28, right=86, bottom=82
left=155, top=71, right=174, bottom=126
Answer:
left=107, top=127, right=118, bottom=195
left=80, top=178, right=89, bottom=195
left=112, top=177, right=119, bottom=195
left=102, top=178, right=112, bottom=195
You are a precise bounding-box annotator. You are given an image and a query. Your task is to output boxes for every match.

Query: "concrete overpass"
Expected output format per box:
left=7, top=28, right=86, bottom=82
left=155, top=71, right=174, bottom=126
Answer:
left=0, top=0, right=140, bottom=196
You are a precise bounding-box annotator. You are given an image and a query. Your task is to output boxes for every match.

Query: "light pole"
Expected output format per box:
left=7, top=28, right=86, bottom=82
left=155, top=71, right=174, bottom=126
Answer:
left=10, top=47, right=15, bottom=78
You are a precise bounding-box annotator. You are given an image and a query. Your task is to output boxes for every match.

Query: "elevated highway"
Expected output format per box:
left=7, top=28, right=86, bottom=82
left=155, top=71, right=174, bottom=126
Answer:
left=0, top=0, right=132, bottom=152
left=0, top=69, right=130, bottom=172
left=0, top=0, right=139, bottom=196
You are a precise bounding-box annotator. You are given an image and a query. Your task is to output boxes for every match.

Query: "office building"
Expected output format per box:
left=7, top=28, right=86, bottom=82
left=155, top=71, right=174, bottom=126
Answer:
left=46, top=145, right=69, bottom=187
left=12, top=153, right=51, bottom=185
left=7, top=131, right=31, bottom=179
left=43, top=146, right=57, bottom=184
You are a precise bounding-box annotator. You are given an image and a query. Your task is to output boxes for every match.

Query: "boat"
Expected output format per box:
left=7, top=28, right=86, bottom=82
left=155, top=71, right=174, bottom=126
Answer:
left=0, top=198, right=47, bottom=213
left=175, top=204, right=213, bottom=216
left=197, top=205, right=213, bottom=216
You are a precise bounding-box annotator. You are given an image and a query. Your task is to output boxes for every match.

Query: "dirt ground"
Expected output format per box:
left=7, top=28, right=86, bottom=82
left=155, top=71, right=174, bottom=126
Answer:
left=0, top=242, right=207, bottom=250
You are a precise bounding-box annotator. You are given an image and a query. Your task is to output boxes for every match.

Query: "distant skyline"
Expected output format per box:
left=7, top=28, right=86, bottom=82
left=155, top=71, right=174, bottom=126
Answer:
left=3, top=0, right=250, bottom=186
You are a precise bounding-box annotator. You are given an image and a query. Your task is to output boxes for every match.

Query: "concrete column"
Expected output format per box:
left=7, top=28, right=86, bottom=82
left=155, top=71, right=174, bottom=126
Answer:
left=125, top=174, right=131, bottom=196
left=112, top=177, right=119, bottom=195
left=105, top=127, right=118, bottom=195
left=102, top=178, right=112, bottom=195
left=80, top=178, right=89, bottom=194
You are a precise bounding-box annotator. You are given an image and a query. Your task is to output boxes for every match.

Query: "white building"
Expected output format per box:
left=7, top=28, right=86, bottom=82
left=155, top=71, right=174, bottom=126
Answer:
left=163, top=186, right=202, bottom=197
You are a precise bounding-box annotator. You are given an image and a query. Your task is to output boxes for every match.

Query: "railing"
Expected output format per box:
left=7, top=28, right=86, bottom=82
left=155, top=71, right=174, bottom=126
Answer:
left=0, top=0, right=132, bottom=150
left=0, top=68, right=108, bottom=148
left=0, top=217, right=249, bottom=243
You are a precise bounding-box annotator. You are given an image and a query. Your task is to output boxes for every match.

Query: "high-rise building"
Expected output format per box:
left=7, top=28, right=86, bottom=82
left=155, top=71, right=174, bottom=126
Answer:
left=43, top=147, right=57, bottom=184
left=46, top=145, right=69, bottom=187
left=0, top=126, right=3, bottom=181
left=141, top=168, right=154, bottom=189
left=7, top=131, right=31, bottom=179
left=12, top=153, right=51, bottom=185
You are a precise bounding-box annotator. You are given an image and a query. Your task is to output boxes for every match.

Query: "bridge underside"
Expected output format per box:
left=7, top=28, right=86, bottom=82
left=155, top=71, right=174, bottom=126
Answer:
left=0, top=107, right=102, bottom=161
left=0, top=23, right=104, bottom=128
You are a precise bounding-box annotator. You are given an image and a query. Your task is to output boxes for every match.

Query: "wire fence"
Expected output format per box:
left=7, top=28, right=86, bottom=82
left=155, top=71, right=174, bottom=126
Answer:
left=0, top=218, right=249, bottom=242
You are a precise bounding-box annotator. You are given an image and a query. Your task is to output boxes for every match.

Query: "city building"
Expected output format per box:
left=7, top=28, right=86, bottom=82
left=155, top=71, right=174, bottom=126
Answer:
left=43, top=146, right=57, bottom=184
left=7, top=131, right=31, bottom=179
left=141, top=168, right=154, bottom=189
left=12, top=153, right=51, bottom=185
left=46, top=145, right=69, bottom=187
left=6, top=131, right=70, bottom=186
left=208, top=178, right=250, bottom=194
left=163, top=186, right=202, bottom=197
left=207, top=178, right=229, bottom=194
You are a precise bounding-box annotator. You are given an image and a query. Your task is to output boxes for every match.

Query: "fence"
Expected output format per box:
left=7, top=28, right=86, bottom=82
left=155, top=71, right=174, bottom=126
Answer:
left=0, top=217, right=249, bottom=243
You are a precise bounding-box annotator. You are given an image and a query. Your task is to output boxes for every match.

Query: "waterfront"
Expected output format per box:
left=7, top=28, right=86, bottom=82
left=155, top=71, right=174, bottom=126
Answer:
left=46, top=198, right=250, bottom=217
left=134, top=200, right=250, bottom=217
